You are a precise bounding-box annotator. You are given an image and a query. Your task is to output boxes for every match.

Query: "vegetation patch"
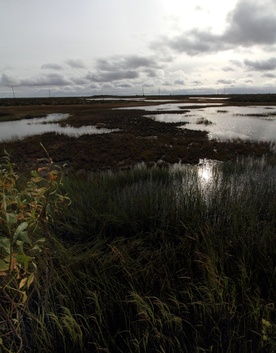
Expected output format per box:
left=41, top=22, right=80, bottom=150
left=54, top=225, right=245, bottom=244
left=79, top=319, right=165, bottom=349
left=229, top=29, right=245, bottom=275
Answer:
left=1, top=154, right=275, bottom=352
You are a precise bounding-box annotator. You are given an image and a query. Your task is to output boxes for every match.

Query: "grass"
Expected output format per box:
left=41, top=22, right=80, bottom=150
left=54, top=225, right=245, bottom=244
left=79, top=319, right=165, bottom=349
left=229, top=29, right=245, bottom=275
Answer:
left=1, top=155, right=276, bottom=352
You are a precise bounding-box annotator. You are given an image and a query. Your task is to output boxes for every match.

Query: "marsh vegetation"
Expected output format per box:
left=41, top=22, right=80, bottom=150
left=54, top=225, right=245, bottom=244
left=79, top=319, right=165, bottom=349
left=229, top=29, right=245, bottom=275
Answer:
left=1, top=154, right=275, bottom=352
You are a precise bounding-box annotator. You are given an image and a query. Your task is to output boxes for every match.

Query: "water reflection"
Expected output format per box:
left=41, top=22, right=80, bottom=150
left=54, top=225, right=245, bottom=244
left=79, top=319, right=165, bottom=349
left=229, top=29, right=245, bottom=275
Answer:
left=115, top=102, right=223, bottom=112
left=145, top=106, right=276, bottom=142
left=0, top=113, right=119, bottom=142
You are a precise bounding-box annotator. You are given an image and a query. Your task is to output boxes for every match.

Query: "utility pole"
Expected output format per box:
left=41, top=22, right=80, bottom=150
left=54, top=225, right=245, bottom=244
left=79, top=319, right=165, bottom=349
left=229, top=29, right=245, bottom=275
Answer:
left=11, top=86, right=16, bottom=98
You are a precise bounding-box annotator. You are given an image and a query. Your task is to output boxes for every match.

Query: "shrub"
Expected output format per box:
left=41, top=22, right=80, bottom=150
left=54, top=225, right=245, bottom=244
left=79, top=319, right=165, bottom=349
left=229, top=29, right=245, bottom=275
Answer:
left=0, top=149, right=69, bottom=352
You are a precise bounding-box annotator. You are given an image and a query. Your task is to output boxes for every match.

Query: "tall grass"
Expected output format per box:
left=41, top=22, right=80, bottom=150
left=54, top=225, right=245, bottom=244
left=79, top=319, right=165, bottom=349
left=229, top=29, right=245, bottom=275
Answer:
left=3, top=157, right=276, bottom=352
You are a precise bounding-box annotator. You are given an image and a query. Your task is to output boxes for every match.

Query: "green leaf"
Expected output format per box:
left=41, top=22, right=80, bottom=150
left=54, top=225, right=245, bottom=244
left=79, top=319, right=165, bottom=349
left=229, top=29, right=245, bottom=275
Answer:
left=16, top=240, right=24, bottom=254
left=27, top=273, right=35, bottom=288
left=0, top=237, right=11, bottom=254
left=13, top=222, right=29, bottom=241
left=6, top=212, right=18, bottom=226
left=15, top=254, right=33, bottom=271
left=20, top=231, right=31, bottom=245
left=0, top=258, right=9, bottom=272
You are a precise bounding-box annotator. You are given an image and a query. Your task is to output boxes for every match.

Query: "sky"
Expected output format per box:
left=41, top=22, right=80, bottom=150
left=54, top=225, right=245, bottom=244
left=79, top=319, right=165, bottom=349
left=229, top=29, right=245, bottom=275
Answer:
left=1, top=0, right=276, bottom=97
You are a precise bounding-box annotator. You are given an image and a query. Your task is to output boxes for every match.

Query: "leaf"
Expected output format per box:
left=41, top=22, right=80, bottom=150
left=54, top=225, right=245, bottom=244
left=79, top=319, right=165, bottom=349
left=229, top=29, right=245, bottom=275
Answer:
left=15, top=254, right=33, bottom=271
left=9, top=255, right=17, bottom=271
left=16, top=240, right=24, bottom=254
left=0, top=237, right=11, bottom=254
left=6, top=212, right=18, bottom=226
left=21, top=291, right=27, bottom=304
left=13, top=222, right=28, bottom=241
left=19, top=277, right=27, bottom=289
left=27, top=273, right=35, bottom=288
left=18, top=230, right=31, bottom=245
left=0, top=258, right=9, bottom=272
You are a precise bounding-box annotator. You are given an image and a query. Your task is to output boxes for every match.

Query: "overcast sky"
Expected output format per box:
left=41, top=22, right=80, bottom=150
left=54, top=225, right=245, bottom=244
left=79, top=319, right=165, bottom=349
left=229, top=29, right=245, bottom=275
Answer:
left=1, top=0, right=276, bottom=97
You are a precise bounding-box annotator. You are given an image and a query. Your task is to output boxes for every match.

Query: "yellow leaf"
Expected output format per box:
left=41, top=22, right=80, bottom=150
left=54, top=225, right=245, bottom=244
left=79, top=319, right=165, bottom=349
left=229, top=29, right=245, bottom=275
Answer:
left=27, top=273, right=35, bottom=288
left=19, top=277, right=27, bottom=289
left=22, top=291, right=27, bottom=303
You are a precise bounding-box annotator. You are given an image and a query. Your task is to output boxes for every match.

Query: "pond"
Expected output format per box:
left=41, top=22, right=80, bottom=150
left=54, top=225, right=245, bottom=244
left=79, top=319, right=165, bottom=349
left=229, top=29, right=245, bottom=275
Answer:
left=145, top=106, right=276, bottom=142
left=0, top=113, right=119, bottom=142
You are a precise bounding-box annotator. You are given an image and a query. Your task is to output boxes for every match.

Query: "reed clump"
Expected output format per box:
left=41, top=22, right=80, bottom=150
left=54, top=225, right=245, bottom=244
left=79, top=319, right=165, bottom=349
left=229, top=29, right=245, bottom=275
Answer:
left=1, top=155, right=276, bottom=352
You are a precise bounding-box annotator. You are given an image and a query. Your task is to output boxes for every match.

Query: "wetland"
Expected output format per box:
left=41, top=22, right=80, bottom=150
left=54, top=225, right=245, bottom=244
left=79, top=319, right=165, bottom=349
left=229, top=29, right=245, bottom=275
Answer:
left=0, top=94, right=276, bottom=352
left=0, top=94, right=275, bottom=172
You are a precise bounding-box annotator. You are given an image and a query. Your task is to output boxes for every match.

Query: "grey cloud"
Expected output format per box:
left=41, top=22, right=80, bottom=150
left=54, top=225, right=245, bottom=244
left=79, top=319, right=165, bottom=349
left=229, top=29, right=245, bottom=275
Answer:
left=1, top=72, right=20, bottom=86
left=86, top=70, right=138, bottom=83
left=101, top=83, right=115, bottom=89
left=41, top=63, right=63, bottom=70
left=21, top=73, right=71, bottom=86
left=65, top=59, right=87, bottom=69
left=192, top=80, right=202, bottom=85
left=262, top=73, right=276, bottom=78
left=71, top=76, right=89, bottom=85
left=174, top=79, right=185, bottom=85
left=144, top=68, right=159, bottom=78
left=244, top=57, right=276, bottom=71
left=217, top=79, right=236, bottom=85
left=152, top=0, right=276, bottom=55
left=96, top=55, right=161, bottom=72
left=157, top=30, right=224, bottom=55
left=222, top=66, right=234, bottom=72
left=224, top=0, right=276, bottom=46
left=116, top=82, right=133, bottom=88
left=161, top=81, right=173, bottom=87
left=90, top=83, right=100, bottom=89
left=93, top=55, right=164, bottom=83
left=1, top=72, right=72, bottom=88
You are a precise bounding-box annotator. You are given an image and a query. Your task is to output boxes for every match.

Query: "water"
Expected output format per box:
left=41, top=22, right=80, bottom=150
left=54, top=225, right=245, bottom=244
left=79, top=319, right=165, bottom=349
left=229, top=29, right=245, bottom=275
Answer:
left=1, top=103, right=276, bottom=144
left=0, top=113, right=119, bottom=142
left=145, top=106, right=276, bottom=142
left=115, top=102, right=223, bottom=112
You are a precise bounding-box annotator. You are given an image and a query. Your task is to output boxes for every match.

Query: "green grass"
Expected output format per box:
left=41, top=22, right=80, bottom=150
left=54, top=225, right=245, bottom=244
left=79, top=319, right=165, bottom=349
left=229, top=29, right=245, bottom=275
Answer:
left=3, top=156, right=276, bottom=352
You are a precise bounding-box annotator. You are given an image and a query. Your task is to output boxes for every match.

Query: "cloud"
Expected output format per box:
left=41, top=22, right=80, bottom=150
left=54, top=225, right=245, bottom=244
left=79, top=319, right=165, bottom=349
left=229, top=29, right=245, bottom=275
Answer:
left=152, top=0, right=276, bottom=55
left=65, top=59, right=87, bottom=69
left=86, top=54, right=165, bottom=84
left=217, top=79, right=236, bottom=85
left=224, top=0, right=276, bottom=46
left=1, top=72, right=20, bottom=86
left=21, top=73, right=72, bottom=87
left=96, top=55, right=161, bottom=72
left=41, top=63, right=63, bottom=70
left=244, top=57, right=276, bottom=71
left=192, top=80, right=202, bottom=85
left=71, top=76, right=89, bottom=85
left=162, top=81, right=173, bottom=87
left=116, top=82, right=134, bottom=88
left=86, top=70, right=139, bottom=83
left=262, top=73, right=276, bottom=78
left=174, top=79, right=185, bottom=85
left=222, top=66, right=234, bottom=72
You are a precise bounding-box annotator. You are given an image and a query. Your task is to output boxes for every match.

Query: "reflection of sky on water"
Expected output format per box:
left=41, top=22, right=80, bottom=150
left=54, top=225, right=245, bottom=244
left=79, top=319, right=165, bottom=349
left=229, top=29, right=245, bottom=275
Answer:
left=116, top=102, right=223, bottom=112
left=145, top=106, right=276, bottom=142
left=169, top=159, right=222, bottom=206
left=0, top=113, right=118, bottom=142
